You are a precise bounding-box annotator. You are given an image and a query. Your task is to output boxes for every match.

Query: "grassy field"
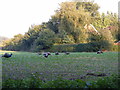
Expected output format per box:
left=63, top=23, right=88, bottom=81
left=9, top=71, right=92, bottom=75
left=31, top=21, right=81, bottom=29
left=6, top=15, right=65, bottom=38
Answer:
left=0, top=51, right=118, bottom=82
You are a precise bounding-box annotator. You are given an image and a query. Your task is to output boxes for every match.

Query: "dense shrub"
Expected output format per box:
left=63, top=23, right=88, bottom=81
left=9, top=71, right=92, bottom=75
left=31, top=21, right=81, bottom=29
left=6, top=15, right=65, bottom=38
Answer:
left=87, top=74, right=119, bottom=89
left=32, top=29, right=56, bottom=52
left=2, top=74, right=119, bottom=89
left=45, top=44, right=77, bottom=52
left=75, top=43, right=92, bottom=52
left=111, top=45, right=120, bottom=52
left=42, top=78, right=86, bottom=88
left=46, top=41, right=115, bottom=52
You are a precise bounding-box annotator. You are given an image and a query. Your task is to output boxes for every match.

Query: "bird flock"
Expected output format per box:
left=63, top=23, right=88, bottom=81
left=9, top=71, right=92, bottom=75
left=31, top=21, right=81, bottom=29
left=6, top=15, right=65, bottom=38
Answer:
left=41, top=52, right=70, bottom=58
left=1, top=50, right=104, bottom=58
left=40, top=50, right=103, bottom=58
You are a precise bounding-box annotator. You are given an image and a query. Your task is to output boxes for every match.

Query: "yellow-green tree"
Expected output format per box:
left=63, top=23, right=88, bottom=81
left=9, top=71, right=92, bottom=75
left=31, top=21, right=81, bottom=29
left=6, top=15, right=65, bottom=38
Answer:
left=49, top=2, right=99, bottom=44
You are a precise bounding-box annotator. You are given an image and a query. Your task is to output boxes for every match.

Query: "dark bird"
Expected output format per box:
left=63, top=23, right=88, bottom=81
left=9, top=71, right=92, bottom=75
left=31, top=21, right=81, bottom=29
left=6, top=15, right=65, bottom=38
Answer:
left=55, top=52, right=59, bottom=55
left=65, top=52, right=70, bottom=55
left=2, top=53, right=12, bottom=58
left=97, top=73, right=107, bottom=77
left=97, top=51, right=103, bottom=54
left=86, top=73, right=107, bottom=77
left=86, top=73, right=96, bottom=76
left=43, top=53, right=48, bottom=58
left=47, top=52, right=51, bottom=55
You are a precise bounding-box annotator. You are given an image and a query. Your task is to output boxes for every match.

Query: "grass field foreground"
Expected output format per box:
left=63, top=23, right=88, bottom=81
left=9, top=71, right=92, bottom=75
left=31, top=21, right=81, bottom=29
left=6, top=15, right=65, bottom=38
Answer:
left=1, top=51, right=118, bottom=82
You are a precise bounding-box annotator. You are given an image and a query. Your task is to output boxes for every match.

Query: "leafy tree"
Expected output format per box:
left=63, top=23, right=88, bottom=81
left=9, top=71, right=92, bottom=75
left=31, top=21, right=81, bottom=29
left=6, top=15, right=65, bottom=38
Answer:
left=50, top=2, right=94, bottom=43
left=47, top=17, right=60, bottom=34
left=20, top=24, right=46, bottom=51
left=2, top=34, right=24, bottom=50
left=89, top=29, right=114, bottom=50
left=32, top=29, right=56, bottom=51
left=75, top=1, right=100, bottom=17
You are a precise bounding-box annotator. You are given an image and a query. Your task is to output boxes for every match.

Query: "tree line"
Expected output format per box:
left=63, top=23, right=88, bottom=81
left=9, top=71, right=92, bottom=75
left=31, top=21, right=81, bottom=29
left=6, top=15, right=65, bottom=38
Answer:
left=1, top=1, right=119, bottom=52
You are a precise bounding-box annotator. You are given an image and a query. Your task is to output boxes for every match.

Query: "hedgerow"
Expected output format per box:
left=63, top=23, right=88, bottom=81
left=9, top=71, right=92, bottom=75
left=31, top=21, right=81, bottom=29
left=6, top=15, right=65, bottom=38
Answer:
left=2, top=74, right=119, bottom=89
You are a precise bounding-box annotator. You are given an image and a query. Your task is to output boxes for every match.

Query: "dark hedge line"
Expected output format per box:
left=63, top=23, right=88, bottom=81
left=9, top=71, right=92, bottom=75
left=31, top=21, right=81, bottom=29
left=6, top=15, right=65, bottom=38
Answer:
left=45, top=42, right=118, bottom=52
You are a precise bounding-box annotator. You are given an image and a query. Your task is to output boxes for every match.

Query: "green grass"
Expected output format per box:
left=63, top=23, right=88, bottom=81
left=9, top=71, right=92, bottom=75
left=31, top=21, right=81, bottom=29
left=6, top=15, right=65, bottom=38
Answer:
left=1, top=51, right=118, bottom=82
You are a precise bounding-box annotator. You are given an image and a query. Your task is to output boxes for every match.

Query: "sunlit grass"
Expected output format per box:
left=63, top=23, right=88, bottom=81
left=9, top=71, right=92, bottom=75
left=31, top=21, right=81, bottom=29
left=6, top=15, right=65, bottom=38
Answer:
left=1, top=51, right=118, bottom=82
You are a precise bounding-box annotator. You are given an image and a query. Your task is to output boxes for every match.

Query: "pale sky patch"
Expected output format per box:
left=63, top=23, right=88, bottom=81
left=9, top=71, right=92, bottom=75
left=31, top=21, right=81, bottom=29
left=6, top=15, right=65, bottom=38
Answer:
left=0, top=0, right=119, bottom=38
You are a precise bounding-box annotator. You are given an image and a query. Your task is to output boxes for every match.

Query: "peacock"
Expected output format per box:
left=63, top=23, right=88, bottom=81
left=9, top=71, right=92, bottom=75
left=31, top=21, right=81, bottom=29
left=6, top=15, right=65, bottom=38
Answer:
left=2, top=53, right=12, bottom=58
left=97, top=51, right=103, bottom=54
left=55, top=52, right=59, bottom=55
left=43, top=53, right=49, bottom=58
left=65, top=52, right=70, bottom=55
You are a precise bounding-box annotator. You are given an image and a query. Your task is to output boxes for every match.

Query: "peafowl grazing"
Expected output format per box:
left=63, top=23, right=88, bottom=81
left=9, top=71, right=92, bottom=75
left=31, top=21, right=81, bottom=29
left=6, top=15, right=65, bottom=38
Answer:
left=65, top=52, right=70, bottom=55
left=43, top=53, right=49, bottom=58
left=97, top=51, right=103, bottom=54
left=2, top=53, right=12, bottom=58
left=55, top=52, right=59, bottom=55
left=47, top=52, right=51, bottom=55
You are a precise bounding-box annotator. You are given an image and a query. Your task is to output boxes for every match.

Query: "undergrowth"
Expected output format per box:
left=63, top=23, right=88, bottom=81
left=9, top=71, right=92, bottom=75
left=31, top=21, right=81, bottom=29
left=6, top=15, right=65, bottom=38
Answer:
left=2, top=74, right=119, bottom=89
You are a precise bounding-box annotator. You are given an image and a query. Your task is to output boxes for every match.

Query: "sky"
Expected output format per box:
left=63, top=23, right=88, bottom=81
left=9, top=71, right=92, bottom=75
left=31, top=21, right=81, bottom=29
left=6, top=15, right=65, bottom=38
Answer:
left=0, top=0, right=119, bottom=38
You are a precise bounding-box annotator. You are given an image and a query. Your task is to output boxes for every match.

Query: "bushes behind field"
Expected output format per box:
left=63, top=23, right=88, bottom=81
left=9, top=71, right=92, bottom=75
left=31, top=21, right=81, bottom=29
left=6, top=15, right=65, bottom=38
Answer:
left=45, top=44, right=77, bottom=52
left=45, top=43, right=93, bottom=52
left=45, top=42, right=118, bottom=52
left=111, top=45, right=120, bottom=52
